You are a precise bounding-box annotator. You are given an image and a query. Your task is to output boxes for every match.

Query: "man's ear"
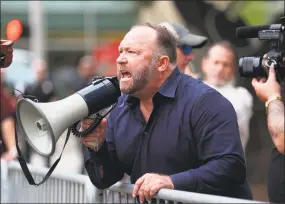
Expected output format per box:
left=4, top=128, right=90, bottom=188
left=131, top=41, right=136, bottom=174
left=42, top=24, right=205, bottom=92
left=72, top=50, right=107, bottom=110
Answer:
left=201, top=56, right=208, bottom=73
left=157, top=56, right=170, bottom=72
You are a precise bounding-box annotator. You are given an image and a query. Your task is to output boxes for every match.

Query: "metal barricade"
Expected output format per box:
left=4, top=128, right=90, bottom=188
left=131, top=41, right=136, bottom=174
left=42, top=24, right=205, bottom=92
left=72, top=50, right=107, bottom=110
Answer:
left=1, top=160, right=267, bottom=204
left=1, top=159, right=103, bottom=203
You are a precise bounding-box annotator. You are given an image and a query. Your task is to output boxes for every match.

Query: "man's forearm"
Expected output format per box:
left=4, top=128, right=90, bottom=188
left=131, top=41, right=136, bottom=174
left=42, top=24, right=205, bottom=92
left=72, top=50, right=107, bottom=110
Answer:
left=84, top=144, right=124, bottom=189
left=267, top=100, right=284, bottom=154
left=170, top=155, right=246, bottom=195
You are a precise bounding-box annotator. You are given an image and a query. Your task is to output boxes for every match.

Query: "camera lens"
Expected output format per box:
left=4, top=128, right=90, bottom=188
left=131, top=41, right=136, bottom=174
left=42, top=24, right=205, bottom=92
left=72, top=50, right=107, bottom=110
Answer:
left=239, top=57, right=266, bottom=78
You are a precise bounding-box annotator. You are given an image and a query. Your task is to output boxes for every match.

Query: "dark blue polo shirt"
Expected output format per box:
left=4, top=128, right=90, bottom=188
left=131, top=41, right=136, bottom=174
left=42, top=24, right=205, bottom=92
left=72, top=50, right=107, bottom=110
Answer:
left=84, top=68, right=252, bottom=199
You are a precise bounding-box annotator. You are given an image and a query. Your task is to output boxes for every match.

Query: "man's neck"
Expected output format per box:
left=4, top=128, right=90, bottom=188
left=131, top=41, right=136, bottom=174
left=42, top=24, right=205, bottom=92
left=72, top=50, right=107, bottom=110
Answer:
left=134, top=88, right=157, bottom=105
left=204, top=78, right=235, bottom=88
left=136, top=69, right=173, bottom=103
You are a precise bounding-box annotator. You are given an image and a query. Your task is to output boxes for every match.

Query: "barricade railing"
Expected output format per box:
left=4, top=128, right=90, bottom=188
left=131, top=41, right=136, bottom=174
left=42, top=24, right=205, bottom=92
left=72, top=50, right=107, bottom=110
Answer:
left=105, top=182, right=267, bottom=203
left=1, top=160, right=267, bottom=203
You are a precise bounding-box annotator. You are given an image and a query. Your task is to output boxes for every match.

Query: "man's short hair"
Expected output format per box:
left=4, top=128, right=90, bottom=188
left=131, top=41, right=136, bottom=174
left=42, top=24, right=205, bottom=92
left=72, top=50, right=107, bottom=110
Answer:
left=131, top=23, right=177, bottom=64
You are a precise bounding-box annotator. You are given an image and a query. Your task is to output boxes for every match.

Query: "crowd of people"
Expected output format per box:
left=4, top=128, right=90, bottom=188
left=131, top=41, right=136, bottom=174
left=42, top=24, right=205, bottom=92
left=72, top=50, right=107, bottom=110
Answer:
left=0, top=19, right=284, bottom=204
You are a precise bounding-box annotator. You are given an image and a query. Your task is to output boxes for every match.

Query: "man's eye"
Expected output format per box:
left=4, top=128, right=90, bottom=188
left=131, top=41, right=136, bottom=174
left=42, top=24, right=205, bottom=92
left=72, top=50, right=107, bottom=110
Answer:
left=128, top=51, right=137, bottom=54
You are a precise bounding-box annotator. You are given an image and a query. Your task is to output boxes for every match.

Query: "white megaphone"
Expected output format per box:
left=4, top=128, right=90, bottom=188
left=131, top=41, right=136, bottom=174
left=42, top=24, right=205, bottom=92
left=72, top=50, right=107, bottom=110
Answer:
left=16, top=76, right=121, bottom=157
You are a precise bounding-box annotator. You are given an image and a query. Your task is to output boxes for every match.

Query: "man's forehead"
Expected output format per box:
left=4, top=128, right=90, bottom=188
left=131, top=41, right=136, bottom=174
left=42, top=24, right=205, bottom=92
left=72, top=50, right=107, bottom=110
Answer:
left=119, top=26, right=157, bottom=48
left=209, top=46, right=234, bottom=59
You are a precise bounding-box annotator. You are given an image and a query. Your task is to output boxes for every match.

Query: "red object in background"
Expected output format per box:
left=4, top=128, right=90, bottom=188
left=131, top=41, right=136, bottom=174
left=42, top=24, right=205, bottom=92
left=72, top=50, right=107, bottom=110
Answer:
left=6, top=19, right=23, bottom=42
left=92, top=40, right=121, bottom=76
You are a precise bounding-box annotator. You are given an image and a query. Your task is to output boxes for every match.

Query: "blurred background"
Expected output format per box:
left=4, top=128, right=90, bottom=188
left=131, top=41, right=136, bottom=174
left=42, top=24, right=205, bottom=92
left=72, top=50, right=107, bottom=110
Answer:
left=1, top=1, right=284, bottom=202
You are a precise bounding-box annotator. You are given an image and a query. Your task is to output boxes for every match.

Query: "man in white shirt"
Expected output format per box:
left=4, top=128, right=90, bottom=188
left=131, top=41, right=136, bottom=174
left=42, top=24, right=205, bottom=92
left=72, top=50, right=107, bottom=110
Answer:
left=201, top=41, right=253, bottom=151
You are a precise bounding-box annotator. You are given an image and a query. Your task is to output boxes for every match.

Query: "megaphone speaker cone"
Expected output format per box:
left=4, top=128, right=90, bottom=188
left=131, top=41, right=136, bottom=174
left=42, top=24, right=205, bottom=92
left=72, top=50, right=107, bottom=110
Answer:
left=16, top=94, right=89, bottom=157
left=16, top=98, right=55, bottom=156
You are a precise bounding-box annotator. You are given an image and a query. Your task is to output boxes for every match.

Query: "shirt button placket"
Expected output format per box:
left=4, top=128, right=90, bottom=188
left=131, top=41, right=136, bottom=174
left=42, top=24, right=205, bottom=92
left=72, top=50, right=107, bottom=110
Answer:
left=140, top=131, right=148, bottom=159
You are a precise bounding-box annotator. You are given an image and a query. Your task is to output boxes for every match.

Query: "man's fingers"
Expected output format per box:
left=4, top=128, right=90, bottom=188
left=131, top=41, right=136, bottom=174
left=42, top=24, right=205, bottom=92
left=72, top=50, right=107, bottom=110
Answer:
left=133, top=177, right=145, bottom=198
left=81, top=119, right=94, bottom=130
left=268, top=66, right=276, bottom=81
left=143, top=189, right=150, bottom=202
left=138, top=190, right=145, bottom=203
left=2, top=40, right=14, bottom=46
left=81, top=118, right=107, bottom=131
left=149, top=184, right=162, bottom=197
left=81, top=133, right=99, bottom=142
left=260, top=78, right=267, bottom=83
left=82, top=141, right=98, bottom=150
left=141, top=179, right=153, bottom=201
left=251, top=78, right=259, bottom=88
left=99, top=118, right=107, bottom=131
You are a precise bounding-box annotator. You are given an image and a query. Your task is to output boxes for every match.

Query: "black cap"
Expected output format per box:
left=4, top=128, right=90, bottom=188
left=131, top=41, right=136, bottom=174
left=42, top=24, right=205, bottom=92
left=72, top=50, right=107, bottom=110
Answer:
left=159, top=22, right=208, bottom=48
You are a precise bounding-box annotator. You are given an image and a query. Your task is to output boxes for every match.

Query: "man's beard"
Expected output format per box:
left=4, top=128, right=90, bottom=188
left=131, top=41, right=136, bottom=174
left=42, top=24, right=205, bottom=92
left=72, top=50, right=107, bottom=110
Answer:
left=120, top=57, right=157, bottom=95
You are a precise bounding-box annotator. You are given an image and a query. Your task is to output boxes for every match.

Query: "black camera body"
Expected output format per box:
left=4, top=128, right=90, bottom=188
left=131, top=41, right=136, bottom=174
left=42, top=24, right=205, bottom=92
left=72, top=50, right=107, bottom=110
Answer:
left=236, top=17, right=285, bottom=83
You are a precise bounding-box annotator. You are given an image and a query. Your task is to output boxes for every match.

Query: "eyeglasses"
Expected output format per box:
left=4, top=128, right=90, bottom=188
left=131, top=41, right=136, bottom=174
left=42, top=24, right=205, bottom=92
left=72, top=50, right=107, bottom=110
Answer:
left=178, top=45, right=192, bottom=55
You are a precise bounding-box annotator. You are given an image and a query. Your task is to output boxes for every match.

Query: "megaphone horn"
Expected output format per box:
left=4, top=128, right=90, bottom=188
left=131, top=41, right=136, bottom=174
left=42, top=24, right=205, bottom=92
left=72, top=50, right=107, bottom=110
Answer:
left=16, top=76, right=121, bottom=157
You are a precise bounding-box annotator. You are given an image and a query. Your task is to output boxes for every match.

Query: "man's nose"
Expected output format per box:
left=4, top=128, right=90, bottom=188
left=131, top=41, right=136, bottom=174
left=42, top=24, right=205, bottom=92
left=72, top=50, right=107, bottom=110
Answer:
left=216, top=64, right=225, bottom=74
left=116, top=54, right=127, bottom=64
left=186, top=53, right=195, bottom=61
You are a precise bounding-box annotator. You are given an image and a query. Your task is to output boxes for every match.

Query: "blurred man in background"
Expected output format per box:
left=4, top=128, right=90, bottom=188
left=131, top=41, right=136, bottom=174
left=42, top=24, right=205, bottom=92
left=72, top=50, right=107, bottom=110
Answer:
left=24, top=59, right=56, bottom=102
left=0, top=69, right=16, bottom=204
left=201, top=41, right=253, bottom=151
left=251, top=66, right=284, bottom=203
left=159, top=22, right=207, bottom=78
left=0, top=69, right=17, bottom=161
left=72, top=55, right=97, bottom=92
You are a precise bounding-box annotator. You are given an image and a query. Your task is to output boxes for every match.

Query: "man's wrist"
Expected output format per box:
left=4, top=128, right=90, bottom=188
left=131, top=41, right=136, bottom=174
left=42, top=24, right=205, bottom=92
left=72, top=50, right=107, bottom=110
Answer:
left=265, top=95, right=283, bottom=113
left=7, top=146, right=17, bottom=157
left=165, top=175, right=174, bottom=189
left=267, top=94, right=282, bottom=102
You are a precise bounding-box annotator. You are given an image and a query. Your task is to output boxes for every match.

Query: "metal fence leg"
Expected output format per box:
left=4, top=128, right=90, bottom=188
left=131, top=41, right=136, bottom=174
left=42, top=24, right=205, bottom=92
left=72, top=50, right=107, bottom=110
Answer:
left=85, top=179, right=103, bottom=203
left=1, top=159, right=9, bottom=203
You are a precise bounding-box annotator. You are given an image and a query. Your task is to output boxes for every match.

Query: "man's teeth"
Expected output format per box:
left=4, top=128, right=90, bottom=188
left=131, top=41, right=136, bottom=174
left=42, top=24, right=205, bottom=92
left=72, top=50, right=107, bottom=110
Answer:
left=122, top=72, right=131, bottom=78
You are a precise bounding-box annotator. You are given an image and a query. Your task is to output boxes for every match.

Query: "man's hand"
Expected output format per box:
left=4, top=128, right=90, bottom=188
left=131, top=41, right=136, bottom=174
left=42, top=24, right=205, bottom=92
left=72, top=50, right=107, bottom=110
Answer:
left=252, top=66, right=281, bottom=102
left=80, top=118, right=107, bottom=152
left=132, top=173, right=174, bottom=203
left=0, top=40, right=14, bottom=68
left=1, top=148, right=17, bottom=161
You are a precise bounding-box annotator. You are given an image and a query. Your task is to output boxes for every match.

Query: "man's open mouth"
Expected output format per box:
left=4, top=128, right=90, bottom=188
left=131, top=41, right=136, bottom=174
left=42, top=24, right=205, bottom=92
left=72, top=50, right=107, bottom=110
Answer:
left=121, top=71, right=132, bottom=78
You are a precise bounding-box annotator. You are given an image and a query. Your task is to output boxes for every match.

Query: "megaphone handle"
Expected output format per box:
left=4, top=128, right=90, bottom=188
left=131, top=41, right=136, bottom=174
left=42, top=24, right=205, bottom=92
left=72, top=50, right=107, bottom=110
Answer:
left=15, top=125, right=72, bottom=186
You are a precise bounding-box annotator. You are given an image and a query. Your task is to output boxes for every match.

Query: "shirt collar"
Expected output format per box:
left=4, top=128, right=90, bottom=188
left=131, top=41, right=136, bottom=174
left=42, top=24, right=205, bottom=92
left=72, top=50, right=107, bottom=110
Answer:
left=157, top=67, right=181, bottom=99
left=123, top=67, right=182, bottom=106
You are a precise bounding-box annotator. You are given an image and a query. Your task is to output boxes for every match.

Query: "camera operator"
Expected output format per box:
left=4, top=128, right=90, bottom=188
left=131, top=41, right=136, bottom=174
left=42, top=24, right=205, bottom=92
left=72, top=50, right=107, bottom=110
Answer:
left=251, top=66, right=284, bottom=203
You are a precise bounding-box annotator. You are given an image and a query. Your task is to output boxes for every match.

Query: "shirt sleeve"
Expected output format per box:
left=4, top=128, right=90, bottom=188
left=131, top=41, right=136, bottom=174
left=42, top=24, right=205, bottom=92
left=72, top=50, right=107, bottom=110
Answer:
left=84, top=112, right=125, bottom=189
left=170, top=90, right=247, bottom=195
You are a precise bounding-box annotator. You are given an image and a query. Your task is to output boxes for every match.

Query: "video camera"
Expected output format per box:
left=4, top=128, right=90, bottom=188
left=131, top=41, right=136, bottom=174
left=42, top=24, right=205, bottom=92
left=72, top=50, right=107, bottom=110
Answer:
left=236, top=16, right=285, bottom=83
